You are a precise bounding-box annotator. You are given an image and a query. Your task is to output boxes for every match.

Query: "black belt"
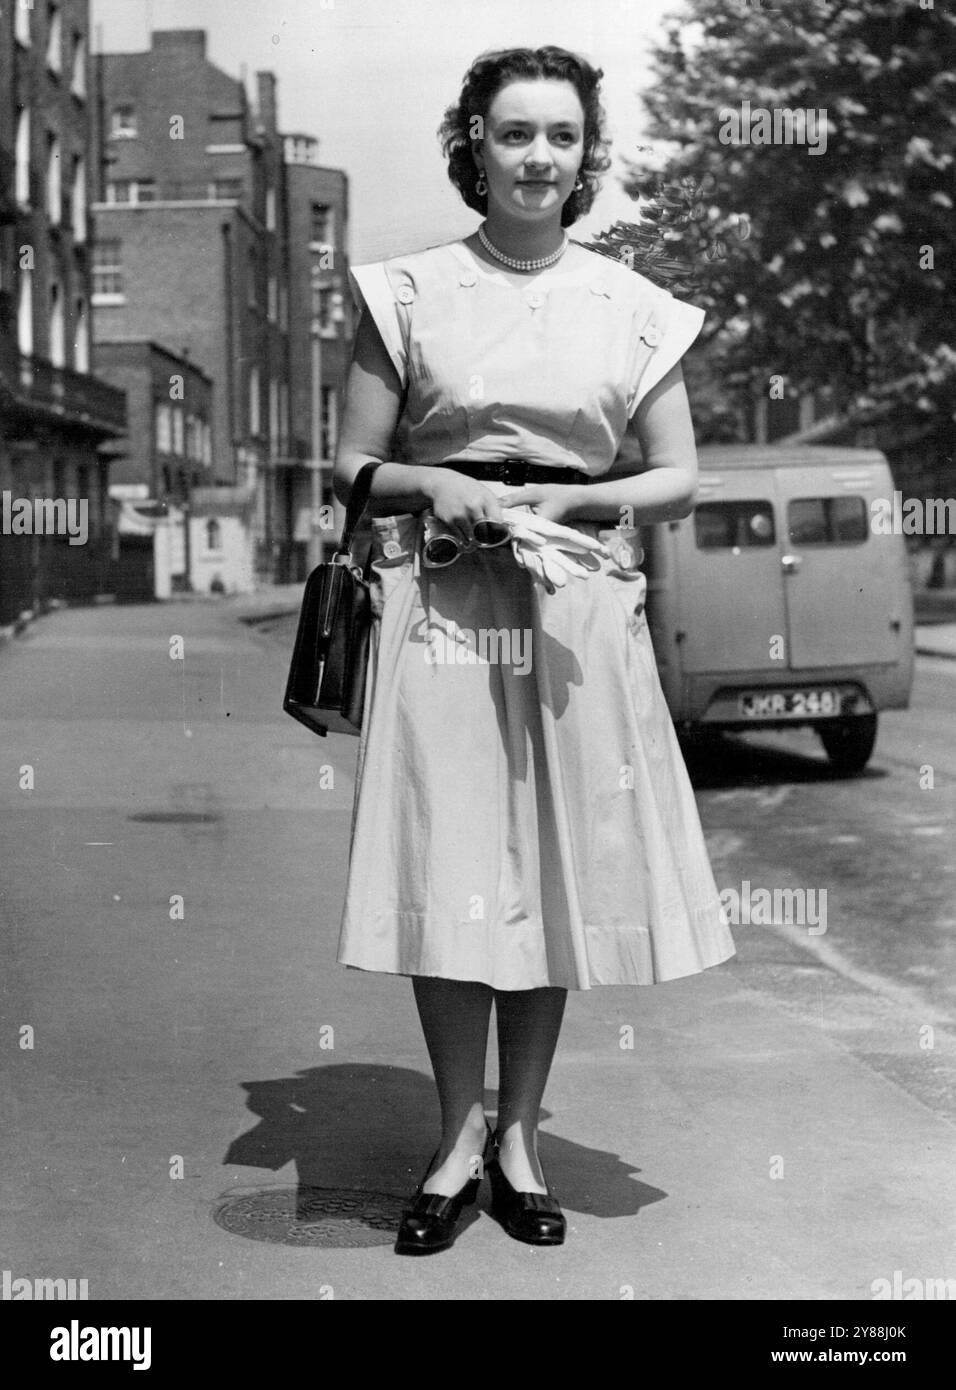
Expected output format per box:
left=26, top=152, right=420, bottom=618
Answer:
left=435, top=458, right=589, bottom=486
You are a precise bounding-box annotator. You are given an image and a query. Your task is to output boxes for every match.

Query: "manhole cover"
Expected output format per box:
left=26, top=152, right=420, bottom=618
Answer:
left=213, top=1187, right=407, bottom=1248
left=128, top=811, right=220, bottom=824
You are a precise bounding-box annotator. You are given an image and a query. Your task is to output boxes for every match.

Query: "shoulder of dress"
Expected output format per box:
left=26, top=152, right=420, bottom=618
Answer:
left=364, top=241, right=466, bottom=303
left=583, top=250, right=673, bottom=303
left=586, top=252, right=706, bottom=335
left=349, top=242, right=444, bottom=278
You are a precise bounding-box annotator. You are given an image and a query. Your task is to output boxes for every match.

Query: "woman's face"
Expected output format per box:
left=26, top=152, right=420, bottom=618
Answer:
left=476, top=78, right=585, bottom=221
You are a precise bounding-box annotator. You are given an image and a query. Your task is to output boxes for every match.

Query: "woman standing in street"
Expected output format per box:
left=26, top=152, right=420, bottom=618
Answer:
left=332, top=45, right=736, bottom=1255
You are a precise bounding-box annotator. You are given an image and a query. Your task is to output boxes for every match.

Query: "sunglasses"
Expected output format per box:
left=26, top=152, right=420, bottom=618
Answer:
left=422, top=517, right=514, bottom=568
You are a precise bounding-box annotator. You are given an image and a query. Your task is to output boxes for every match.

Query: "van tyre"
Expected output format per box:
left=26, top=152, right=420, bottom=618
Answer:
left=818, top=713, right=877, bottom=775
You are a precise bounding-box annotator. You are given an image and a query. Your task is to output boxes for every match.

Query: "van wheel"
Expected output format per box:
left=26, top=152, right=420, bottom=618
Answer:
left=818, top=713, right=877, bottom=774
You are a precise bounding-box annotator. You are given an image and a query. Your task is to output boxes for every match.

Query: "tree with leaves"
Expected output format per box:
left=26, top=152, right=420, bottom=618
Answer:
left=591, top=0, right=955, bottom=451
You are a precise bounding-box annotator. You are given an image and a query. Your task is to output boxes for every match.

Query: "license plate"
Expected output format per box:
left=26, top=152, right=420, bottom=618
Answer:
left=738, top=688, right=842, bottom=719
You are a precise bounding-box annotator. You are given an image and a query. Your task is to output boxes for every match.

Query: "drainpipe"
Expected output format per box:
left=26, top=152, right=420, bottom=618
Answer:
left=221, top=220, right=236, bottom=484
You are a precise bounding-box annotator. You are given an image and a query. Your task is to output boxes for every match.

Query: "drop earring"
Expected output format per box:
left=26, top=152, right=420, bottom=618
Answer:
left=574, top=177, right=584, bottom=191
left=475, top=172, right=487, bottom=196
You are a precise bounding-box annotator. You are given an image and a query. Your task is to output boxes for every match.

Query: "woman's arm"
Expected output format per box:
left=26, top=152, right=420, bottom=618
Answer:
left=332, top=309, right=434, bottom=517
left=332, top=309, right=505, bottom=542
left=498, top=363, right=699, bottom=527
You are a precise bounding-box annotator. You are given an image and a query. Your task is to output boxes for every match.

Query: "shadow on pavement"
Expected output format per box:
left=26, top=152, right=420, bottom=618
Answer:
left=680, top=730, right=890, bottom=789
left=223, top=1064, right=665, bottom=1221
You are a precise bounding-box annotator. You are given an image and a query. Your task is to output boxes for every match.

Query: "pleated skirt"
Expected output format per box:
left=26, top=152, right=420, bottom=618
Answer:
left=336, top=503, right=736, bottom=990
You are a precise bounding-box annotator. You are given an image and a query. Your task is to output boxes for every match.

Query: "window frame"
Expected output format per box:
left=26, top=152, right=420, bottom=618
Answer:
left=91, top=238, right=124, bottom=300
left=787, top=494, right=870, bottom=547
left=15, top=106, right=31, bottom=208
left=110, top=104, right=138, bottom=139
left=15, top=0, right=32, bottom=47
left=155, top=401, right=173, bottom=453
left=71, top=31, right=86, bottom=99
left=46, top=130, right=62, bottom=224
left=309, top=202, right=333, bottom=249
left=46, top=3, right=62, bottom=74
left=693, top=498, right=778, bottom=551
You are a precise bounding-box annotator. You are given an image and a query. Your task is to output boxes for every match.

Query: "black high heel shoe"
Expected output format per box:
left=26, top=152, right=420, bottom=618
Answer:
left=394, top=1122, right=495, bottom=1255
left=488, top=1132, right=566, bottom=1246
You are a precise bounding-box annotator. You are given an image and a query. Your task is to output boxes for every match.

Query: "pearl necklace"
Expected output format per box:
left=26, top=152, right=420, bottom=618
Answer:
left=478, top=222, right=569, bottom=271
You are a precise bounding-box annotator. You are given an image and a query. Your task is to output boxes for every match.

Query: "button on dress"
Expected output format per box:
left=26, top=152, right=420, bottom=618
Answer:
left=335, top=238, right=736, bottom=989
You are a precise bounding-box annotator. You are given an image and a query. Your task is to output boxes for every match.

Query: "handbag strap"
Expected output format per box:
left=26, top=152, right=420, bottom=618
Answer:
left=335, top=460, right=385, bottom=560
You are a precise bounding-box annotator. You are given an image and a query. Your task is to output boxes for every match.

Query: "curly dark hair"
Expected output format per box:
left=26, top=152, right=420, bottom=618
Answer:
left=437, top=46, right=612, bottom=228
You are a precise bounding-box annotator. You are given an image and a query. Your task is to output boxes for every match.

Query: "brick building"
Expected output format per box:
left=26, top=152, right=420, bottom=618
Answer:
left=91, top=29, right=291, bottom=577
left=94, top=338, right=212, bottom=500
left=0, top=0, right=127, bottom=627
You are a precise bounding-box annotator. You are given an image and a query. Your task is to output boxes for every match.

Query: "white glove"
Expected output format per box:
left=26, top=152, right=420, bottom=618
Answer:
left=503, top=507, right=610, bottom=595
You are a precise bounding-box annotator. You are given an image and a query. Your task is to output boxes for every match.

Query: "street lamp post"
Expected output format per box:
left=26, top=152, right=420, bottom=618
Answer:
left=308, top=279, right=346, bottom=569
left=309, top=312, right=323, bottom=571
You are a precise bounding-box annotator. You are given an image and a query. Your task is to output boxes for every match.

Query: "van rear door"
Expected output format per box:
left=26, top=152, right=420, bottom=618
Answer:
left=780, top=463, right=901, bottom=668
left=675, top=470, right=787, bottom=674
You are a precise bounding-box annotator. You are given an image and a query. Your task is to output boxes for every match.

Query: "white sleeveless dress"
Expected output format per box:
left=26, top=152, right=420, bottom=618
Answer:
left=334, top=237, right=736, bottom=990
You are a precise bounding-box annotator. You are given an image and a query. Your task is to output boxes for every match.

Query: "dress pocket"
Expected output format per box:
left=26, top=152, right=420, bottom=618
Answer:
left=368, top=514, right=421, bottom=619
left=596, top=528, right=648, bottom=634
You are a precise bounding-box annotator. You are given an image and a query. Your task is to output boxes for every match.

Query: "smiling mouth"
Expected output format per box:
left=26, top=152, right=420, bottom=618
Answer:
left=519, top=181, right=556, bottom=187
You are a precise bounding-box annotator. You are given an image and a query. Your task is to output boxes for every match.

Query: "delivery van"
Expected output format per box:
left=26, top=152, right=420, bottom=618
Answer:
left=639, top=445, right=915, bottom=774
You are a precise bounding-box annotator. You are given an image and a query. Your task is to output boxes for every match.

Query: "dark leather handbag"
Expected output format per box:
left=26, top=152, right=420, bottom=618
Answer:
left=282, top=460, right=384, bottom=737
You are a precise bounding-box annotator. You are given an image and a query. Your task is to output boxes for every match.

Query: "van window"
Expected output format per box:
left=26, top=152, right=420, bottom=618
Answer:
left=788, top=496, right=868, bottom=545
left=694, top=501, right=776, bottom=549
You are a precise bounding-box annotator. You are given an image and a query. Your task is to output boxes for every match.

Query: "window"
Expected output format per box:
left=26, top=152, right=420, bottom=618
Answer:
left=46, top=132, right=61, bottom=222
left=49, top=280, right=64, bottom=367
left=106, top=179, right=154, bottom=205
left=267, top=275, right=277, bottom=322
left=316, top=286, right=338, bottom=337
left=212, top=178, right=242, bottom=201
left=202, top=422, right=212, bottom=466
left=187, top=415, right=206, bottom=462
left=788, top=496, right=868, bottom=546
left=155, top=402, right=172, bottom=452
left=46, top=4, right=62, bottom=73
left=16, top=1, right=31, bottom=46
left=249, top=366, right=260, bottom=435
left=92, top=239, right=123, bottom=297
left=111, top=104, right=137, bottom=138
left=71, top=32, right=86, bottom=98
left=74, top=297, right=88, bottom=372
left=205, top=518, right=222, bottom=551
left=694, top=500, right=776, bottom=550
left=71, top=155, right=86, bottom=241
left=269, top=378, right=279, bottom=450
left=265, top=186, right=276, bottom=231
left=172, top=407, right=184, bottom=456
left=17, top=265, right=33, bottom=355
left=310, top=202, right=333, bottom=246
left=15, top=108, right=31, bottom=207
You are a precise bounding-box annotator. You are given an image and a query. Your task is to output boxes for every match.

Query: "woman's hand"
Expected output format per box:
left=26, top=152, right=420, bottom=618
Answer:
left=424, top=470, right=505, bottom=546
left=495, top=482, right=588, bottom=524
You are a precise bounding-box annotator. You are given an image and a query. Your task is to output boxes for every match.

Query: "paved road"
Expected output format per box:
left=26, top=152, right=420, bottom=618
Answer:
left=1, top=596, right=954, bottom=1300
left=681, top=656, right=956, bottom=1125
